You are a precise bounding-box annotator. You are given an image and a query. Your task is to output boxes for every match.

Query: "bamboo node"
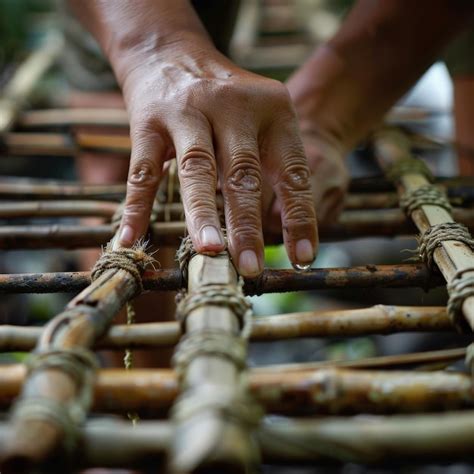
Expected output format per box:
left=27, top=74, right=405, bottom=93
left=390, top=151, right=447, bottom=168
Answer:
left=91, top=242, right=155, bottom=296
left=386, top=158, right=434, bottom=183
left=448, top=268, right=474, bottom=332
left=175, top=282, right=252, bottom=337
left=418, top=223, right=474, bottom=270
left=172, top=330, right=247, bottom=377
left=400, top=185, right=452, bottom=216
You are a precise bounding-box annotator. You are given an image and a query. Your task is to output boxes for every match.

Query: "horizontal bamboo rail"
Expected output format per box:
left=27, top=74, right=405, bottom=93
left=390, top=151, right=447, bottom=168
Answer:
left=0, top=305, right=452, bottom=352
left=0, top=365, right=472, bottom=416
left=2, top=411, right=474, bottom=468
left=0, top=208, right=473, bottom=249
left=0, top=264, right=444, bottom=294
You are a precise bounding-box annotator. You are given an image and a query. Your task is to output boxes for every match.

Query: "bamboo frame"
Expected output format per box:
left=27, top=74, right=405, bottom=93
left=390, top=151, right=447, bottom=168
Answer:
left=0, top=305, right=452, bottom=352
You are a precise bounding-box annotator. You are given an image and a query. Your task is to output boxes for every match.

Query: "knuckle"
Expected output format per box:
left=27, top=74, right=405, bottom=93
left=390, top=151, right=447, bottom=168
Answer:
left=128, top=159, right=160, bottom=189
left=278, top=155, right=311, bottom=192
left=179, top=147, right=216, bottom=178
left=184, top=197, right=216, bottom=223
left=123, top=200, right=150, bottom=219
left=225, top=151, right=261, bottom=193
left=282, top=193, right=316, bottom=225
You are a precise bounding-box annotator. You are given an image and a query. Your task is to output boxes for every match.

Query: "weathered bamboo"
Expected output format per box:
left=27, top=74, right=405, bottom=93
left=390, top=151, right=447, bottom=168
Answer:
left=169, top=252, right=258, bottom=472
left=255, top=347, right=466, bottom=373
left=0, top=264, right=444, bottom=294
left=0, top=305, right=452, bottom=352
left=0, top=36, right=63, bottom=134
left=2, top=412, right=474, bottom=468
left=0, top=177, right=125, bottom=200
left=0, top=208, right=473, bottom=249
left=0, top=365, right=472, bottom=416
left=374, top=128, right=474, bottom=330
left=1, top=243, right=149, bottom=468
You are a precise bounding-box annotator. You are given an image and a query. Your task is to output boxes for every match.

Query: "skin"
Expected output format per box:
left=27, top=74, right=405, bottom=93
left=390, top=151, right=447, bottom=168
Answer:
left=68, top=0, right=474, bottom=278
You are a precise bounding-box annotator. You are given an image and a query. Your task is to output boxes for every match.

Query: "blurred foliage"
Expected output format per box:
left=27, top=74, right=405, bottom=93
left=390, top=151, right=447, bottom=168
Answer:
left=0, top=0, right=53, bottom=68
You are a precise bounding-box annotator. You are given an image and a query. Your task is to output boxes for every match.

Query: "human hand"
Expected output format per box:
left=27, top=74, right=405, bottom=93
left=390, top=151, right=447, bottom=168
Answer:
left=116, top=37, right=317, bottom=277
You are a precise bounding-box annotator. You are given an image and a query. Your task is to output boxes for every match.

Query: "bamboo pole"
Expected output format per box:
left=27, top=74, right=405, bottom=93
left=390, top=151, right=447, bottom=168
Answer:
left=1, top=242, right=149, bottom=467
left=374, top=128, right=474, bottom=330
left=0, top=305, right=452, bottom=352
left=0, top=365, right=472, bottom=416
left=0, top=35, right=63, bottom=134
left=0, top=264, right=444, bottom=294
left=0, top=208, right=473, bottom=249
left=169, top=252, right=258, bottom=472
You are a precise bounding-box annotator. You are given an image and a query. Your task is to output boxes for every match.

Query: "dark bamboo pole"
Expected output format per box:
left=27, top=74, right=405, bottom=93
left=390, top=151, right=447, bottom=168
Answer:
left=0, top=208, right=473, bottom=249
left=0, top=264, right=444, bottom=295
left=0, top=305, right=452, bottom=352
left=0, top=365, right=472, bottom=416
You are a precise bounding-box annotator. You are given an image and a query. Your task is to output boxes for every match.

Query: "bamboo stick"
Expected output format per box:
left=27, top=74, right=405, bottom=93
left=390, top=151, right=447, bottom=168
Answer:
left=2, top=243, right=148, bottom=466
left=374, top=128, right=474, bottom=330
left=169, top=252, right=258, bottom=472
left=0, top=208, right=473, bottom=249
left=0, top=305, right=452, bottom=352
left=0, top=35, right=63, bottom=134
left=0, top=264, right=444, bottom=294
left=0, top=365, right=472, bottom=416
left=254, top=347, right=466, bottom=373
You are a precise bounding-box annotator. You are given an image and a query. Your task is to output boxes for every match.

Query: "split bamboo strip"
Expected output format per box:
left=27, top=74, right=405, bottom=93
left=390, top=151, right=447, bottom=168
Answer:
left=254, top=347, right=466, bottom=373
left=1, top=208, right=474, bottom=249
left=0, top=264, right=444, bottom=294
left=0, top=305, right=452, bottom=352
left=1, top=244, right=149, bottom=467
left=374, top=128, right=474, bottom=330
left=0, top=35, right=63, bottom=133
left=169, top=252, right=258, bottom=472
left=1, top=411, right=474, bottom=468
left=0, top=365, right=472, bottom=416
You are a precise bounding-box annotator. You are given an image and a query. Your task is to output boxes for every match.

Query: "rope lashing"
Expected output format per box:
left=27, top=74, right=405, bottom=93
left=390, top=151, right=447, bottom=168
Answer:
left=91, top=242, right=155, bottom=297
left=448, top=268, right=474, bottom=333
left=176, top=283, right=252, bottom=338
left=173, top=330, right=248, bottom=377
left=400, top=185, right=452, bottom=216
left=386, top=158, right=434, bottom=183
left=418, top=222, right=474, bottom=270
left=11, top=347, right=98, bottom=450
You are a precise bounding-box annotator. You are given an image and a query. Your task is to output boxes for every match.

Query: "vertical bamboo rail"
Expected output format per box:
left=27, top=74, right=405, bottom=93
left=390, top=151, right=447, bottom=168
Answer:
left=373, top=128, right=474, bottom=330
left=169, top=252, right=259, bottom=472
left=0, top=35, right=63, bottom=133
left=1, top=245, right=151, bottom=472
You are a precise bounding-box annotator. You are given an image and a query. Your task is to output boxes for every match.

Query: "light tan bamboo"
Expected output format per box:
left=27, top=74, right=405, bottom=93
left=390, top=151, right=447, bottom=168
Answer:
left=0, top=305, right=452, bottom=352
left=374, top=128, right=474, bottom=330
left=0, top=35, right=63, bottom=133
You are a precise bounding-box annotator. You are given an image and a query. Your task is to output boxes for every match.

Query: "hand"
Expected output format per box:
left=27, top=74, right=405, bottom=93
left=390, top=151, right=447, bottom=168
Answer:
left=117, top=37, right=317, bottom=277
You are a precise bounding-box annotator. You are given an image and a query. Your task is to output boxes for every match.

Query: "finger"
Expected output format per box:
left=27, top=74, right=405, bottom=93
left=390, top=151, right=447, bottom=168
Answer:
left=262, top=122, right=318, bottom=268
left=216, top=127, right=264, bottom=277
left=172, top=117, right=225, bottom=255
left=116, top=126, right=167, bottom=248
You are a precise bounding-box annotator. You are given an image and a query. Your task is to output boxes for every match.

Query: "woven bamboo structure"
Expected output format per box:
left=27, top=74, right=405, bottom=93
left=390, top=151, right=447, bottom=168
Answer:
left=1, top=41, right=474, bottom=473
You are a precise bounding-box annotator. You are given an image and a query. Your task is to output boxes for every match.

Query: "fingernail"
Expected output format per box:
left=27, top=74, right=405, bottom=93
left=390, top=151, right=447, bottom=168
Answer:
left=295, top=239, right=314, bottom=263
left=119, top=225, right=134, bottom=247
left=200, top=225, right=224, bottom=248
left=239, top=250, right=261, bottom=277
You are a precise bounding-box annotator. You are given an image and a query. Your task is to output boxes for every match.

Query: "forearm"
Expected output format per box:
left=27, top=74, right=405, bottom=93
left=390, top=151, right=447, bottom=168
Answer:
left=289, top=0, right=474, bottom=148
left=67, top=0, right=216, bottom=86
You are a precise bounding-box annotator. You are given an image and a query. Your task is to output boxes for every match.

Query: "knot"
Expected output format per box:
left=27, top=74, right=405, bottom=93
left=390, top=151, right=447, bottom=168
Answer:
left=448, top=268, right=474, bottom=333
left=418, top=222, right=474, bottom=270
left=172, top=385, right=263, bottom=429
left=386, top=158, right=434, bottom=183
left=400, top=185, right=452, bottom=216
left=91, top=242, right=154, bottom=297
left=176, top=281, right=252, bottom=338
left=173, top=330, right=248, bottom=377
